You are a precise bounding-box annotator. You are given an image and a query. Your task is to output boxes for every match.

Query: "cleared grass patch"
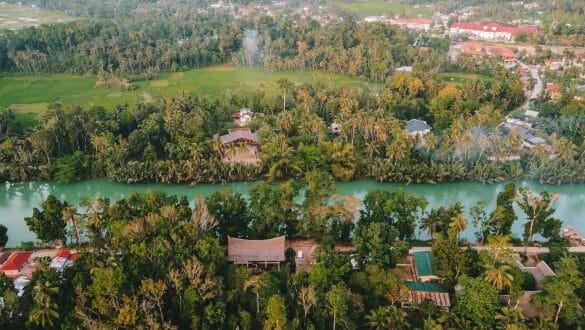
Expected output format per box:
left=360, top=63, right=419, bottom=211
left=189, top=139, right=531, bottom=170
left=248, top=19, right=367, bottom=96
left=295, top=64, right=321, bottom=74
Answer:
left=330, top=0, right=434, bottom=17
left=0, top=4, right=75, bottom=29
left=439, top=72, right=495, bottom=85
left=150, top=80, right=169, bottom=87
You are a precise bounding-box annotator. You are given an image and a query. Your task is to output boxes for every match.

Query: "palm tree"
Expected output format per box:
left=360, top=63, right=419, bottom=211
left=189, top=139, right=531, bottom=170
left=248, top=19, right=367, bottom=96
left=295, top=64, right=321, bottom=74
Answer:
left=365, top=307, right=392, bottom=329
left=528, top=315, right=558, bottom=330
left=448, top=213, right=467, bottom=241
left=553, top=137, right=576, bottom=163
left=484, top=263, right=514, bottom=291
left=62, top=203, right=81, bottom=245
left=420, top=214, right=440, bottom=239
left=29, top=281, right=59, bottom=328
left=495, top=306, right=525, bottom=328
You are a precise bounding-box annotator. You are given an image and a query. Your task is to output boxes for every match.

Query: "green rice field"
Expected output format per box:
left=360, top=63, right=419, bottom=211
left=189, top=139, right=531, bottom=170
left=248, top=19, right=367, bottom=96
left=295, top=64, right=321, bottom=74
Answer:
left=0, top=66, right=381, bottom=124
left=330, top=0, right=434, bottom=17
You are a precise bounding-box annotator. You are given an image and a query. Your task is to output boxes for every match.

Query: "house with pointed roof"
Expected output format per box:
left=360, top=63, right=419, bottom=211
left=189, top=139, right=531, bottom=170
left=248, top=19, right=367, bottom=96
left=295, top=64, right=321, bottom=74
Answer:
left=227, top=236, right=286, bottom=270
left=220, top=128, right=261, bottom=165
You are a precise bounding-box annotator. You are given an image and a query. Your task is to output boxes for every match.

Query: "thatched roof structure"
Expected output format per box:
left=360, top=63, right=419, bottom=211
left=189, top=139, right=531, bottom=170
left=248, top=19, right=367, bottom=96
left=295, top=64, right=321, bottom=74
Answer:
left=227, top=236, right=285, bottom=265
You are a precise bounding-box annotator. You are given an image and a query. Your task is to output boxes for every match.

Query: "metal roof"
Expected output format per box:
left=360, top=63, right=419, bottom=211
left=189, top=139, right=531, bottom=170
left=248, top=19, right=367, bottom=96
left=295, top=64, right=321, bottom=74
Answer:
left=406, top=119, right=431, bottom=132
left=220, top=128, right=260, bottom=145
left=413, top=251, right=435, bottom=277
left=406, top=282, right=451, bottom=307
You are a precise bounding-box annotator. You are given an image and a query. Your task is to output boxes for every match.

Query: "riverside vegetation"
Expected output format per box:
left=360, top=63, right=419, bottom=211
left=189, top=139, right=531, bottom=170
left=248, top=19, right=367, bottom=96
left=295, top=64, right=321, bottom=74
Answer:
left=5, top=176, right=584, bottom=328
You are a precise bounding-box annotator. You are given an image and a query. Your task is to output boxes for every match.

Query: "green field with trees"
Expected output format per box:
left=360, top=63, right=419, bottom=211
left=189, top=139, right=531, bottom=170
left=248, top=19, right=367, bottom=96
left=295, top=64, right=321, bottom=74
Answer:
left=330, top=0, right=434, bottom=17
left=0, top=67, right=380, bottom=122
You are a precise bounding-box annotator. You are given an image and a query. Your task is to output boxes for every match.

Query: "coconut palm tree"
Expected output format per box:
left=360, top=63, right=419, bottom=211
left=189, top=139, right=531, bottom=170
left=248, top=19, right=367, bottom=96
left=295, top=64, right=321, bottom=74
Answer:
left=365, top=307, right=392, bottom=329
left=484, top=263, right=514, bottom=291
left=449, top=213, right=467, bottom=241
left=495, top=306, right=526, bottom=328
left=29, top=281, right=59, bottom=328
left=62, top=203, right=81, bottom=245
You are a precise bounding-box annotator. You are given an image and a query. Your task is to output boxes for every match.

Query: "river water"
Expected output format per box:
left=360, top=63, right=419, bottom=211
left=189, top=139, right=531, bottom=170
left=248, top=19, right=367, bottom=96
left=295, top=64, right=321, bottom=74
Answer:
left=1, top=180, right=585, bottom=247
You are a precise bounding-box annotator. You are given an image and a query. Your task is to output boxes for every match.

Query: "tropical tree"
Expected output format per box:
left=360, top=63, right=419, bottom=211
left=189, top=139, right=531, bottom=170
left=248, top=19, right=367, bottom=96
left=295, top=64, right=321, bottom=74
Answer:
left=484, top=263, right=514, bottom=291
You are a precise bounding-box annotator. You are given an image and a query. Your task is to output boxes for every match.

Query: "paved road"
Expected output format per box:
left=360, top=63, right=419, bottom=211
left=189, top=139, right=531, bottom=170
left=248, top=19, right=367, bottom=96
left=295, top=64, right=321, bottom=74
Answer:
left=516, top=60, right=543, bottom=110
left=410, top=246, right=585, bottom=254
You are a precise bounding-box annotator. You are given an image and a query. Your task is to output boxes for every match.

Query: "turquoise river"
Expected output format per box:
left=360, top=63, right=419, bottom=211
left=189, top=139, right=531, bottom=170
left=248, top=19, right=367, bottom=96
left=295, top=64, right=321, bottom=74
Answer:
left=1, top=180, right=585, bottom=247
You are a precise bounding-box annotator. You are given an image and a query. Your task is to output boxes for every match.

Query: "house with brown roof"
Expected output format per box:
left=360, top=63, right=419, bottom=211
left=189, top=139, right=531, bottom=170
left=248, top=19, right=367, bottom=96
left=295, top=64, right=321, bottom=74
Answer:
left=403, top=282, right=451, bottom=308
left=286, top=240, right=319, bottom=272
left=220, top=128, right=261, bottom=165
left=0, top=252, right=32, bottom=278
left=227, top=236, right=286, bottom=270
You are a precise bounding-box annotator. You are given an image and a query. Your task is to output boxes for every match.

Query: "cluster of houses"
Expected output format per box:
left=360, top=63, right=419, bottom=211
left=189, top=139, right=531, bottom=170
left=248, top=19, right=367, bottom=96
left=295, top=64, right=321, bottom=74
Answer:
left=0, top=248, right=79, bottom=295
left=450, top=21, right=538, bottom=42
left=457, top=42, right=518, bottom=66
left=226, top=236, right=558, bottom=314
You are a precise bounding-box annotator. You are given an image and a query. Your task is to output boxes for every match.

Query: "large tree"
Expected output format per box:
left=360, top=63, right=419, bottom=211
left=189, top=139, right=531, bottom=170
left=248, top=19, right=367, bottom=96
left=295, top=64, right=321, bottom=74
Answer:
left=25, top=194, right=67, bottom=244
left=453, top=276, right=500, bottom=327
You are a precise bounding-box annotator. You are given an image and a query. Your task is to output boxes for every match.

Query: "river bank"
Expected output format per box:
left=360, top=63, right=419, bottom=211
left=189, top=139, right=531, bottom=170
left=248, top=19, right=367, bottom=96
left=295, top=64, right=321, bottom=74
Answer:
left=1, top=179, right=585, bottom=247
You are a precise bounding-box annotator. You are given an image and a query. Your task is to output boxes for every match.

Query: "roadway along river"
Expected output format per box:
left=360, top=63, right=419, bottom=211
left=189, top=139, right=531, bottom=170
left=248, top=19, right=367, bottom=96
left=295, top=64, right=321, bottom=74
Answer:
left=1, top=180, right=585, bottom=247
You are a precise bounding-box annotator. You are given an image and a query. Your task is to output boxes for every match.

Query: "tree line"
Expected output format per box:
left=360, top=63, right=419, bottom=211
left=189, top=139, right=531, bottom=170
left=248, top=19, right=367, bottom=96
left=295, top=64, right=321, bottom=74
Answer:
left=5, top=178, right=584, bottom=328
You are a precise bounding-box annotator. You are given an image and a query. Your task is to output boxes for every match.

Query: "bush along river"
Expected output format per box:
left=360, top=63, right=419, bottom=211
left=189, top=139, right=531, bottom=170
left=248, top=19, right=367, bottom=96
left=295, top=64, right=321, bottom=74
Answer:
left=1, top=179, right=585, bottom=247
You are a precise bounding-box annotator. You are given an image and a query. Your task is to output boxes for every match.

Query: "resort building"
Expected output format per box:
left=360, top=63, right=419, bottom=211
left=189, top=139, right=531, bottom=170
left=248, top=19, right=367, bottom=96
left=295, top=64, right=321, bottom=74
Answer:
left=220, top=128, right=261, bottom=165
left=49, top=249, right=80, bottom=271
left=0, top=252, right=32, bottom=278
left=404, top=282, right=451, bottom=308
left=450, top=22, right=538, bottom=41
left=227, top=236, right=286, bottom=270
left=386, top=18, right=432, bottom=31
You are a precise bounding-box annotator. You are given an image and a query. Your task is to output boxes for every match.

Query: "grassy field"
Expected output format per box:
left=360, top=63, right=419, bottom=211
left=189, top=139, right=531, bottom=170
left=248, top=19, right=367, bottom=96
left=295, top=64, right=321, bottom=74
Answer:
left=0, top=66, right=381, bottom=123
left=330, top=0, right=434, bottom=17
left=0, top=4, right=75, bottom=29
left=439, top=72, right=495, bottom=85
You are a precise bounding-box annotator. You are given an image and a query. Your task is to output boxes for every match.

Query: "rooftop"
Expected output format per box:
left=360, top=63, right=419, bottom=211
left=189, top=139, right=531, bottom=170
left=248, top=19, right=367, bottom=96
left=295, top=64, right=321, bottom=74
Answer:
left=406, top=119, right=431, bottom=133
left=0, top=252, right=32, bottom=272
left=413, top=251, right=435, bottom=277
left=227, top=236, right=286, bottom=264
left=406, top=282, right=451, bottom=307
left=220, top=128, right=260, bottom=145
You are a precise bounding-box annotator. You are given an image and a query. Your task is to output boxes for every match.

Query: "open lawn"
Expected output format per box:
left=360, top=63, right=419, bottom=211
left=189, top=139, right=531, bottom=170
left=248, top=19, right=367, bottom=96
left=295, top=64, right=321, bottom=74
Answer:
left=439, top=72, right=495, bottom=85
left=330, top=0, right=434, bottom=17
left=0, top=4, right=75, bottom=29
left=0, top=66, right=381, bottom=123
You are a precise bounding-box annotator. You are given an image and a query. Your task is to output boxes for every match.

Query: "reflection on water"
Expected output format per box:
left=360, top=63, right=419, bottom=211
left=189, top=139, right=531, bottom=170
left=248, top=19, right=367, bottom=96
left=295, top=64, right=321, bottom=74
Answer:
left=1, top=180, right=585, bottom=247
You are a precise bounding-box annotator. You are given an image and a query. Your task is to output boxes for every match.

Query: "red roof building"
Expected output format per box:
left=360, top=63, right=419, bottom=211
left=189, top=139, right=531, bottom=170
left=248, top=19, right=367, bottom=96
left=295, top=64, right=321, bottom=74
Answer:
left=49, top=249, right=80, bottom=271
left=450, top=21, right=538, bottom=41
left=0, top=252, right=32, bottom=277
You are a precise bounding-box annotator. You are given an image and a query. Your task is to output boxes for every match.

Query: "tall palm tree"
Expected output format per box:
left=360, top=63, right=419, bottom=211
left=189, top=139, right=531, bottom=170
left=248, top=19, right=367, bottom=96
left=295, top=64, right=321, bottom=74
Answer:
left=62, top=203, right=81, bottom=245
left=420, top=214, right=440, bottom=239
left=484, top=263, right=514, bottom=291
left=29, top=281, right=59, bottom=328
left=449, top=213, right=467, bottom=241
left=365, top=307, right=392, bottom=330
